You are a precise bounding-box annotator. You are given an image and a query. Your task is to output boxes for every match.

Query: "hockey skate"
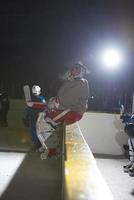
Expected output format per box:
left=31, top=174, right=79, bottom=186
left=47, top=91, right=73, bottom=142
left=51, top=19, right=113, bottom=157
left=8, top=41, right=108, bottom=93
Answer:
left=128, top=163, right=134, bottom=177
left=123, top=162, right=133, bottom=173
left=38, top=144, right=49, bottom=160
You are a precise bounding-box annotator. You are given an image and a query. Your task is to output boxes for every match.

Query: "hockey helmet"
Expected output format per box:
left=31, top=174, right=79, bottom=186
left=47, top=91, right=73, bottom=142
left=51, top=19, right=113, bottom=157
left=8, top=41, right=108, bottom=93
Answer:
left=68, top=62, right=89, bottom=79
left=124, top=123, right=134, bottom=138
left=61, top=62, right=90, bottom=81
left=32, top=85, right=41, bottom=96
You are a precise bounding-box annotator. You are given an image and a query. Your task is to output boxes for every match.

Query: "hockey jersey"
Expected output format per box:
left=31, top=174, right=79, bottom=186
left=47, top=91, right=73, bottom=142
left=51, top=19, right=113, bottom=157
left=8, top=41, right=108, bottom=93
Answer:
left=57, top=78, right=89, bottom=114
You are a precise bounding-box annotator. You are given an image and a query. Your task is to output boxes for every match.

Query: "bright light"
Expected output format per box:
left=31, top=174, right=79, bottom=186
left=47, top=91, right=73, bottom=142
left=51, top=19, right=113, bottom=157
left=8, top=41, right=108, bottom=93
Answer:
left=101, top=49, right=122, bottom=69
left=0, top=152, right=26, bottom=197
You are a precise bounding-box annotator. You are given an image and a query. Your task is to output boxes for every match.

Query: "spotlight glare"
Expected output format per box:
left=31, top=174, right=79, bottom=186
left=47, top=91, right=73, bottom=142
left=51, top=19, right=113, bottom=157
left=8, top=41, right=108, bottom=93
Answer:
left=101, top=49, right=122, bottom=69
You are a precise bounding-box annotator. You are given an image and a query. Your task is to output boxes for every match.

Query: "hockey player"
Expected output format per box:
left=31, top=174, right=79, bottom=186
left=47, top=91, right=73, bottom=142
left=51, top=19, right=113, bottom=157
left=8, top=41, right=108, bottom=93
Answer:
left=36, top=62, right=90, bottom=159
left=25, top=85, right=46, bottom=148
left=0, top=91, right=10, bottom=127
left=123, top=115, right=134, bottom=176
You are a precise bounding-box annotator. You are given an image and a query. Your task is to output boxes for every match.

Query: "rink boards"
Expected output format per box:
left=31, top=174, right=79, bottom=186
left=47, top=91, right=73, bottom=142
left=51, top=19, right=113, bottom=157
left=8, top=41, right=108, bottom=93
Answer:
left=64, top=123, right=113, bottom=200
left=0, top=99, right=114, bottom=199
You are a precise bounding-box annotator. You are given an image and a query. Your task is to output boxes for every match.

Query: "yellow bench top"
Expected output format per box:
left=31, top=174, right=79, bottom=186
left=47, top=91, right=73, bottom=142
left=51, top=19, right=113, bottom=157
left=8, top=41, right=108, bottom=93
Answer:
left=64, top=123, right=113, bottom=200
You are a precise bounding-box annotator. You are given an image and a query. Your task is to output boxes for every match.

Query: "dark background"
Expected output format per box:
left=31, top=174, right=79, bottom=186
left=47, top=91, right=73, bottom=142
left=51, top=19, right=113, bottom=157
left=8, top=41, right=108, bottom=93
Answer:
left=0, top=0, right=134, bottom=111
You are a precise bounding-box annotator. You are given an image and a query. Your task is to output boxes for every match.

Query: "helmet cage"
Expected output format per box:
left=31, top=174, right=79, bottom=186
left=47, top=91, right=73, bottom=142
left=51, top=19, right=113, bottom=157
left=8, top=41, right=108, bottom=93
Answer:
left=32, top=85, right=41, bottom=96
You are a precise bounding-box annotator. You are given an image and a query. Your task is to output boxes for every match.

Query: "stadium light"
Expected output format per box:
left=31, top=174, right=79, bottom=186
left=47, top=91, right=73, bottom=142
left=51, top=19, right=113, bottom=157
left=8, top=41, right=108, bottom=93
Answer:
left=101, top=48, right=122, bottom=70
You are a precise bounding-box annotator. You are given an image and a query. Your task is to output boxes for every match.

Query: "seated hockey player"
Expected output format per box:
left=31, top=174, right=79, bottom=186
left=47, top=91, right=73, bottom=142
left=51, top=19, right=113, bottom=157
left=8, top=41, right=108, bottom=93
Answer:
left=36, top=62, right=90, bottom=159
